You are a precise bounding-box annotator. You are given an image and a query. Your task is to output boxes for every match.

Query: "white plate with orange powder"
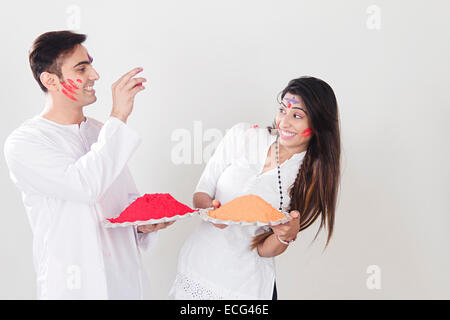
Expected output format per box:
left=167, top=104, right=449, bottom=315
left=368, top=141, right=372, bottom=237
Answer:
left=198, top=194, right=291, bottom=227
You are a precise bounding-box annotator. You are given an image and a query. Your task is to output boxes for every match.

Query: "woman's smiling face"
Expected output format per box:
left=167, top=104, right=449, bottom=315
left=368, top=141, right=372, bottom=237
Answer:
left=275, top=93, right=313, bottom=152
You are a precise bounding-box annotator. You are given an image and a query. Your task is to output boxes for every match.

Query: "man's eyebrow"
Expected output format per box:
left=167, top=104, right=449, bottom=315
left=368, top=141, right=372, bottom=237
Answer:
left=72, top=60, right=91, bottom=68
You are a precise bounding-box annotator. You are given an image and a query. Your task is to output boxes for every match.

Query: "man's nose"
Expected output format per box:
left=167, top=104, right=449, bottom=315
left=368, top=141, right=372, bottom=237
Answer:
left=90, top=67, right=100, bottom=81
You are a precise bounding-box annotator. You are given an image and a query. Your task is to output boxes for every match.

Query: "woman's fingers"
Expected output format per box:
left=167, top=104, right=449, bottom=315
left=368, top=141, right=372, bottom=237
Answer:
left=290, top=210, right=300, bottom=219
left=212, top=199, right=221, bottom=209
left=271, top=211, right=300, bottom=240
left=212, top=223, right=228, bottom=229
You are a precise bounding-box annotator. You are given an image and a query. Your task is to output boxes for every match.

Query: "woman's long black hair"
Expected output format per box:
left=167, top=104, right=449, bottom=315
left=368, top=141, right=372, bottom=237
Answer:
left=251, top=76, right=341, bottom=250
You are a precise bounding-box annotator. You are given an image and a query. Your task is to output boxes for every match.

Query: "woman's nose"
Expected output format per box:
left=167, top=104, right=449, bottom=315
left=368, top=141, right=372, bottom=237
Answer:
left=278, top=118, right=290, bottom=129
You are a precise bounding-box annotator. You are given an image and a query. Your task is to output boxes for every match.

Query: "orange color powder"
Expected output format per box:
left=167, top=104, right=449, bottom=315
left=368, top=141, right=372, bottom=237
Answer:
left=207, top=194, right=286, bottom=223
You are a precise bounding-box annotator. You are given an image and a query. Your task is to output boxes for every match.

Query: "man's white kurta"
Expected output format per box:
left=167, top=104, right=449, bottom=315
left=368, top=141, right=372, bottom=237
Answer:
left=4, top=115, right=157, bottom=299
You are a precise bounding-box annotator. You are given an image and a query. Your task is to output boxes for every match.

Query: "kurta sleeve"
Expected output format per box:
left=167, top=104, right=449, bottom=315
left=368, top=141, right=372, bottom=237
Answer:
left=4, top=117, right=141, bottom=204
left=195, top=122, right=251, bottom=198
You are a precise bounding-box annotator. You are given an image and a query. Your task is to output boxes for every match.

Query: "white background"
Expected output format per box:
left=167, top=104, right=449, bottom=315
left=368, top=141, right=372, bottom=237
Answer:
left=0, top=0, right=449, bottom=299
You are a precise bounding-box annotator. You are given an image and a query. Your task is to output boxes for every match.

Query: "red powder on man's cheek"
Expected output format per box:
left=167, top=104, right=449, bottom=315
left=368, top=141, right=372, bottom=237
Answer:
left=62, top=88, right=78, bottom=101
left=107, top=194, right=195, bottom=224
left=67, top=79, right=79, bottom=90
left=61, top=82, right=76, bottom=95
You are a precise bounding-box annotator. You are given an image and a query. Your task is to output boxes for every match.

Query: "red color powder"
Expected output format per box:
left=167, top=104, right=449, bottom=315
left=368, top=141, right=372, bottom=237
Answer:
left=62, top=89, right=77, bottom=101
left=61, top=82, right=76, bottom=95
left=76, top=79, right=82, bottom=83
left=302, top=128, right=312, bottom=137
left=287, top=103, right=292, bottom=108
left=107, top=193, right=195, bottom=224
left=67, top=79, right=79, bottom=89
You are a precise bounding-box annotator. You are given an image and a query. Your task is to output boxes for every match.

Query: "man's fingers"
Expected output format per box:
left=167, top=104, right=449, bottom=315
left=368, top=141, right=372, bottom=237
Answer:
left=125, top=77, right=147, bottom=90
left=130, top=83, right=146, bottom=97
left=118, top=67, right=144, bottom=86
left=138, top=224, right=156, bottom=233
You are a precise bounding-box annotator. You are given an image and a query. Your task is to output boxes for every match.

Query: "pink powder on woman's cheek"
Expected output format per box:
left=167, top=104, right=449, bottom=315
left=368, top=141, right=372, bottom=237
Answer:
left=302, top=128, right=313, bottom=137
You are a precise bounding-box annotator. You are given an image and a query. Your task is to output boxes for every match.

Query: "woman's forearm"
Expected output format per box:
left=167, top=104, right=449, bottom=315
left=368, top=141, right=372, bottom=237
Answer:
left=257, top=233, right=289, bottom=258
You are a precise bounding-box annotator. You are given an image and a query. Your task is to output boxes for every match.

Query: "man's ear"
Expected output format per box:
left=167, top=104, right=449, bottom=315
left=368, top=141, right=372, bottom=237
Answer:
left=40, top=72, right=60, bottom=92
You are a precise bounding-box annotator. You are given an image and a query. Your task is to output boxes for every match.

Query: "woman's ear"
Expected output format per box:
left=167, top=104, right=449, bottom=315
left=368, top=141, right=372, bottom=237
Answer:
left=40, top=72, right=60, bottom=92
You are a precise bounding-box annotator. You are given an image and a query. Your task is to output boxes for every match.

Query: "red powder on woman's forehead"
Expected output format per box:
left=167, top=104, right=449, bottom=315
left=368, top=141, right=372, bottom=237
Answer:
left=107, top=193, right=195, bottom=224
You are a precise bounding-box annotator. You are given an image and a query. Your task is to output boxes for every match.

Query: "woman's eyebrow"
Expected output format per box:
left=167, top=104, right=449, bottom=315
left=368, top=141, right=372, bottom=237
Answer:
left=280, top=102, right=308, bottom=115
left=291, top=106, right=307, bottom=114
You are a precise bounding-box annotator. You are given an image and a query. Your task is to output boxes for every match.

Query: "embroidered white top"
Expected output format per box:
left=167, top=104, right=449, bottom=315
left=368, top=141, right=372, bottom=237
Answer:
left=4, top=115, right=157, bottom=299
left=170, top=122, right=306, bottom=299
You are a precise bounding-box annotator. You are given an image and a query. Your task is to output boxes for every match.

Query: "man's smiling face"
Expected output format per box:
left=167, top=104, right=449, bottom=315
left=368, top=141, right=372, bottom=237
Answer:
left=58, top=44, right=100, bottom=106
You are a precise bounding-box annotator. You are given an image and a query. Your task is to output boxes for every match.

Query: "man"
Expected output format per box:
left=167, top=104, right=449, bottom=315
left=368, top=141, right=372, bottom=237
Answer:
left=4, top=31, right=172, bottom=299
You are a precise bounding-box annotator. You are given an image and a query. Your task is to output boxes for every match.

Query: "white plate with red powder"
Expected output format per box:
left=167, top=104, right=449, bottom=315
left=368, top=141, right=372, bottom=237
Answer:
left=104, top=193, right=203, bottom=228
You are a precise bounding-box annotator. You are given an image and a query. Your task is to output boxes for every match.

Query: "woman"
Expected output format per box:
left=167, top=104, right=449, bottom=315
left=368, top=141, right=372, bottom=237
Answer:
left=170, top=76, right=341, bottom=299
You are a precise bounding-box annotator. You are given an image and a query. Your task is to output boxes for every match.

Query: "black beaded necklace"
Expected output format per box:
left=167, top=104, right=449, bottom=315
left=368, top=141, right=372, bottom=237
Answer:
left=274, top=134, right=283, bottom=211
